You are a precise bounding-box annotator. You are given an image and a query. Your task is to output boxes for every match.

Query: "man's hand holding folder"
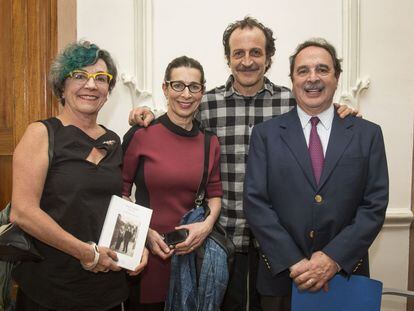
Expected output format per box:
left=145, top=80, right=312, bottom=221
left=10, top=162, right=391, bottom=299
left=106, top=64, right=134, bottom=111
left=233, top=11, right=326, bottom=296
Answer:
left=290, top=251, right=339, bottom=292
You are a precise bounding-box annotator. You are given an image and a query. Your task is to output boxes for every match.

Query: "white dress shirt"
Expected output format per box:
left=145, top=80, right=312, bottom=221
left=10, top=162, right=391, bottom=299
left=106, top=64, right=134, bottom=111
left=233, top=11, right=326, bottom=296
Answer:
left=296, top=104, right=334, bottom=156
left=296, top=104, right=342, bottom=271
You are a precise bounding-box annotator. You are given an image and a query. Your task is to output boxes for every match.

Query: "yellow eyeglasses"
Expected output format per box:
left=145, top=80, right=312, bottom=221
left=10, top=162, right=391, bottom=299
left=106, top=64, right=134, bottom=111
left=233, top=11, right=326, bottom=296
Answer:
left=67, top=70, right=113, bottom=85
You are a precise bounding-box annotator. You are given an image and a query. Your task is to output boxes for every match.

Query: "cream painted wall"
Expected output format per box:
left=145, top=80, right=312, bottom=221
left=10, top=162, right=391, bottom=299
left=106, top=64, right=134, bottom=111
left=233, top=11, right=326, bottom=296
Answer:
left=77, top=0, right=342, bottom=135
left=151, top=0, right=342, bottom=108
left=78, top=0, right=135, bottom=136
left=359, top=0, right=414, bottom=220
left=77, top=1, right=414, bottom=309
left=359, top=1, right=414, bottom=309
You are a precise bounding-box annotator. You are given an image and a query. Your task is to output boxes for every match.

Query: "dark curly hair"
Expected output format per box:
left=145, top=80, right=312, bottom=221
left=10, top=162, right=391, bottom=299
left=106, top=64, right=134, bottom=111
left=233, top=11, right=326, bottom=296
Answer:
left=164, top=55, right=205, bottom=85
left=222, top=16, right=275, bottom=73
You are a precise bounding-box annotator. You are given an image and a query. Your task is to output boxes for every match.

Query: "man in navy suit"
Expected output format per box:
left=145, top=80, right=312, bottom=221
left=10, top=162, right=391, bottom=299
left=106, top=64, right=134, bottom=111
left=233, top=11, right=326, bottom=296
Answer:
left=244, top=38, right=388, bottom=311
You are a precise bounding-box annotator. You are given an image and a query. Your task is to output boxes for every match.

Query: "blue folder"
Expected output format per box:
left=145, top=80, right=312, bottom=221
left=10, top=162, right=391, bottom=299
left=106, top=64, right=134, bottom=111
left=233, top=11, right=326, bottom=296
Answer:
left=292, top=275, right=382, bottom=311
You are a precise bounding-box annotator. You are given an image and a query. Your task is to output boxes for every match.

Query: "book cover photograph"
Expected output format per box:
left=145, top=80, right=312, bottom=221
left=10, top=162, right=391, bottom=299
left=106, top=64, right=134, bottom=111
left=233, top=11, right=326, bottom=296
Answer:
left=99, top=195, right=152, bottom=271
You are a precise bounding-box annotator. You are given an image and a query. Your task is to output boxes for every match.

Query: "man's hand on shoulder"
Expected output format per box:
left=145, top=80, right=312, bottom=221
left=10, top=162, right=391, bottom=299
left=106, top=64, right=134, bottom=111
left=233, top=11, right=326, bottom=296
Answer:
left=334, top=103, right=361, bottom=119
left=128, top=106, right=155, bottom=127
left=290, top=251, right=338, bottom=292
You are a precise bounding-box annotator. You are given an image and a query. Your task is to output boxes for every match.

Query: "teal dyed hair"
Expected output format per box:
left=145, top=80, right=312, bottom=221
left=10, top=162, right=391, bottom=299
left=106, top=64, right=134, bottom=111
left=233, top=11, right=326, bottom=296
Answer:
left=49, top=40, right=117, bottom=105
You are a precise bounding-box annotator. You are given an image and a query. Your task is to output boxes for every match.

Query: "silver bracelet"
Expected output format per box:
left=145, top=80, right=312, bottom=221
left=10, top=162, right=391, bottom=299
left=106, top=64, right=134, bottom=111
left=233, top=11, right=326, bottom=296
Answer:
left=81, top=241, right=100, bottom=271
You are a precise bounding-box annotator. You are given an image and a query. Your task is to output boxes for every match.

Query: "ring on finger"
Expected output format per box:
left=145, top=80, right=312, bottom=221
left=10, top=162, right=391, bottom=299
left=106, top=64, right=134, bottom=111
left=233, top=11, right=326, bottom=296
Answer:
left=307, top=278, right=314, bottom=286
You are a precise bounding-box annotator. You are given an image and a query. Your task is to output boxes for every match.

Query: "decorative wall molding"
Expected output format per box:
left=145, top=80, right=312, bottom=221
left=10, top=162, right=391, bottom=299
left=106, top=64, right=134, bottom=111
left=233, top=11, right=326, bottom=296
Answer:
left=121, top=0, right=153, bottom=108
left=339, top=0, right=370, bottom=109
left=383, top=208, right=413, bottom=228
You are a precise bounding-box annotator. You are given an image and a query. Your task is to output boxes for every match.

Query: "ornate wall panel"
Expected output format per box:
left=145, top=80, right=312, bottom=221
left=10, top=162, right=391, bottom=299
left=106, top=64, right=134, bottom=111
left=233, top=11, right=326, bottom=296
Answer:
left=122, top=0, right=154, bottom=110
left=340, top=0, right=370, bottom=109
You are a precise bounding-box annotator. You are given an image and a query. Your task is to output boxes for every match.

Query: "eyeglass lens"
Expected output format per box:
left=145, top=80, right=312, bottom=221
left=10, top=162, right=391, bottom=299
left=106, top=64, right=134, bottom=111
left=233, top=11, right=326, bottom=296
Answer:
left=71, top=71, right=111, bottom=84
left=169, top=81, right=202, bottom=93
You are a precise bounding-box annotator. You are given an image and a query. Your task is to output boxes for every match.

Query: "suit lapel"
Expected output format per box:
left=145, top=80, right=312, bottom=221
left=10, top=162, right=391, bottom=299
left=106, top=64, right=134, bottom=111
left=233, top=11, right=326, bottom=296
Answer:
left=280, top=108, right=316, bottom=189
left=318, top=113, right=354, bottom=190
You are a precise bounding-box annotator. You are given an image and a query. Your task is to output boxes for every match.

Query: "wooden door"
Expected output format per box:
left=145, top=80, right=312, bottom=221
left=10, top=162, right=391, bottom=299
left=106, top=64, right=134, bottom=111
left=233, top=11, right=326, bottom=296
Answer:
left=0, top=0, right=59, bottom=209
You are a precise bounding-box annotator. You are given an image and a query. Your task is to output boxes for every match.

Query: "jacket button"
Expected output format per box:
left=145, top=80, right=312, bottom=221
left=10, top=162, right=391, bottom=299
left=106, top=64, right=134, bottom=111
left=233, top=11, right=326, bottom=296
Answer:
left=315, top=195, right=323, bottom=203
left=309, top=230, right=315, bottom=239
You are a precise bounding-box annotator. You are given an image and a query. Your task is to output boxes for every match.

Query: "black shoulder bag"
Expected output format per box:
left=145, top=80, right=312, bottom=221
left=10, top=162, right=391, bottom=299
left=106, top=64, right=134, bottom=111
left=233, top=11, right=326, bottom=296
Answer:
left=195, top=130, right=235, bottom=274
left=0, top=119, right=55, bottom=262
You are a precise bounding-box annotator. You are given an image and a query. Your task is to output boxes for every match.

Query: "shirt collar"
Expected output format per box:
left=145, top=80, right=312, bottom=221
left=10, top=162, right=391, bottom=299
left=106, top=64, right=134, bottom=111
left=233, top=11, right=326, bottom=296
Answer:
left=224, top=75, right=274, bottom=98
left=158, top=113, right=200, bottom=137
left=297, top=104, right=334, bottom=131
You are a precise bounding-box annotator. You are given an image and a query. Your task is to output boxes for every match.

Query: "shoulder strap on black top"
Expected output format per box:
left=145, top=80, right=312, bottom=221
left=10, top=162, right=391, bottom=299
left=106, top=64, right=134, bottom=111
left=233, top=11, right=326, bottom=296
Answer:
left=39, top=119, right=55, bottom=169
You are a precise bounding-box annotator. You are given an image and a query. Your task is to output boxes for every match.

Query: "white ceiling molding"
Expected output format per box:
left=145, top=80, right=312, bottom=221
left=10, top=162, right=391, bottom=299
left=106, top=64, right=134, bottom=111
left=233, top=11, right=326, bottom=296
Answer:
left=121, top=0, right=154, bottom=109
left=339, top=0, right=370, bottom=109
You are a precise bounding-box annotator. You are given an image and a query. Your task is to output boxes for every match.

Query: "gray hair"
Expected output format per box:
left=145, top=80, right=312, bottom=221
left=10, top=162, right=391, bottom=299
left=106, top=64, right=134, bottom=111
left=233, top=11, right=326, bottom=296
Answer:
left=289, top=38, right=342, bottom=80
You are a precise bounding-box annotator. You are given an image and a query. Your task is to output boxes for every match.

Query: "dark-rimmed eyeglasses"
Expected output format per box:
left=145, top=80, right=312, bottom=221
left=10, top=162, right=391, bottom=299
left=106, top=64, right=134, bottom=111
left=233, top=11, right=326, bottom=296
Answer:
left=67, top=70, right=113, bottom=85
left=165, top=80, right=204, bottom=93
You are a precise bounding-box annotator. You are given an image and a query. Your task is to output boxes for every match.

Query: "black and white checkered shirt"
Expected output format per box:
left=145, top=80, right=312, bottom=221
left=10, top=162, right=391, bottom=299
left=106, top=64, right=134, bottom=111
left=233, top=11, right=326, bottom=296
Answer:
left=198, top=75, right=296, bottom=252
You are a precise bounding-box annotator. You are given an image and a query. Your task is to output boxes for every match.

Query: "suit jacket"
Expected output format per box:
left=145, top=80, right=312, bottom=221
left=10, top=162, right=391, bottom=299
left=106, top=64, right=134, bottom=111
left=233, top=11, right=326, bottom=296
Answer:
left=244, top=107, right=388, bottom=296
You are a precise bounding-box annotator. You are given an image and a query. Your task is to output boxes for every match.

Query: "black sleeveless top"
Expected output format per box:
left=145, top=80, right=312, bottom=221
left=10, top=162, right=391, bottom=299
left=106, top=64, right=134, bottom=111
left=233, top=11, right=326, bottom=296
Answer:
left=13, top=118, right=128, bottom=310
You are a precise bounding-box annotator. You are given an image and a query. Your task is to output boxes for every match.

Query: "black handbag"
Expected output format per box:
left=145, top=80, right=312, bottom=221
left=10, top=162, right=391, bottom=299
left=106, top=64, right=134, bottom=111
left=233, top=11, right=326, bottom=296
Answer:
left=195, top=130, right=235, bottom=270
left=0, top=119, right=54, bottom=262
left=0, top=203, right=44, bottom=262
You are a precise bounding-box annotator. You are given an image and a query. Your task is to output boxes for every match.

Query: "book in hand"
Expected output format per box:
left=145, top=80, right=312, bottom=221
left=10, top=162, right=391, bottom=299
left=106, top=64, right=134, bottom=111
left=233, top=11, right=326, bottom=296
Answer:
left=292, top=274, right=383, bottom=311
left=98, top=195, right=152, bottom=271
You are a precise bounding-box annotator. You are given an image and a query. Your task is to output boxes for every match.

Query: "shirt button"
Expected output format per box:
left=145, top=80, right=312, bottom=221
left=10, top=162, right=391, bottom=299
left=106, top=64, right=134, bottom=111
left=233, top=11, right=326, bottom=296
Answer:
left=315, top=195, right=323, bottom=203
left=309, top=230, right=315, bottom=239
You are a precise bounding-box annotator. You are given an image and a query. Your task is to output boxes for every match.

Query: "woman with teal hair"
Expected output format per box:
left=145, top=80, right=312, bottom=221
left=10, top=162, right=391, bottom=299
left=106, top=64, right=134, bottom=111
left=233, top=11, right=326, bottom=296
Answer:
left=10, top=41, right=148, bottom=311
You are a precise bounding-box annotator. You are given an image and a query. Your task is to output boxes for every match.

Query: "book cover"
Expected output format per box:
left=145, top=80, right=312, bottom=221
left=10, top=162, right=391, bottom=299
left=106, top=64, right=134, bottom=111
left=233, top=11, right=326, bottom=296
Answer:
left=98, top=195, right=152, bottom=271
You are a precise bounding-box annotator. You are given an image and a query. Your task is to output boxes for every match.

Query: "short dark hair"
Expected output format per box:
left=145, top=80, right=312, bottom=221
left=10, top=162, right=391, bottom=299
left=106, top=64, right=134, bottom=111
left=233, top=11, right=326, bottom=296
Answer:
left=49, top=40, right=117, bottom=105
left=164, top=55, right=205, bottom=85
left=222, top=16, right=275, bottom=73
left=289, top=38, right=342, bottom=80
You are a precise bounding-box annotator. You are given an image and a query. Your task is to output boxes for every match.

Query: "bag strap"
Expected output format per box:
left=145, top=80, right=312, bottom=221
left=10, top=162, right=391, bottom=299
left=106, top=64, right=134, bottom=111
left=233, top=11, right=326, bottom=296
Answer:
left=194, top=130, right=235, bottom=268
left=195, top=131, right=212, bottom=208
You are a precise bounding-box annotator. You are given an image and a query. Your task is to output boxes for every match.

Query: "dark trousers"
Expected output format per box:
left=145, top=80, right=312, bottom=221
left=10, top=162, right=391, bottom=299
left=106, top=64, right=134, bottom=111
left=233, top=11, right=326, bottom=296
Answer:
left=260, top=295, right=291, bottom=311
left=15, top=288, right=124, bottom=311
left=128, top=302, right=164, bottom=311
left=124, top=275, right=164, bottom=311
left=221, top=246, right=262, bottom=311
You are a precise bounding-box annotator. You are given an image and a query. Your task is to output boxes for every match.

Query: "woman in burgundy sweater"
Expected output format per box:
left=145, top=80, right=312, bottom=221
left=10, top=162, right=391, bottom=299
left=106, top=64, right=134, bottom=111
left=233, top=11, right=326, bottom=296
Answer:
left=122, top=56, right=223, bottom=310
